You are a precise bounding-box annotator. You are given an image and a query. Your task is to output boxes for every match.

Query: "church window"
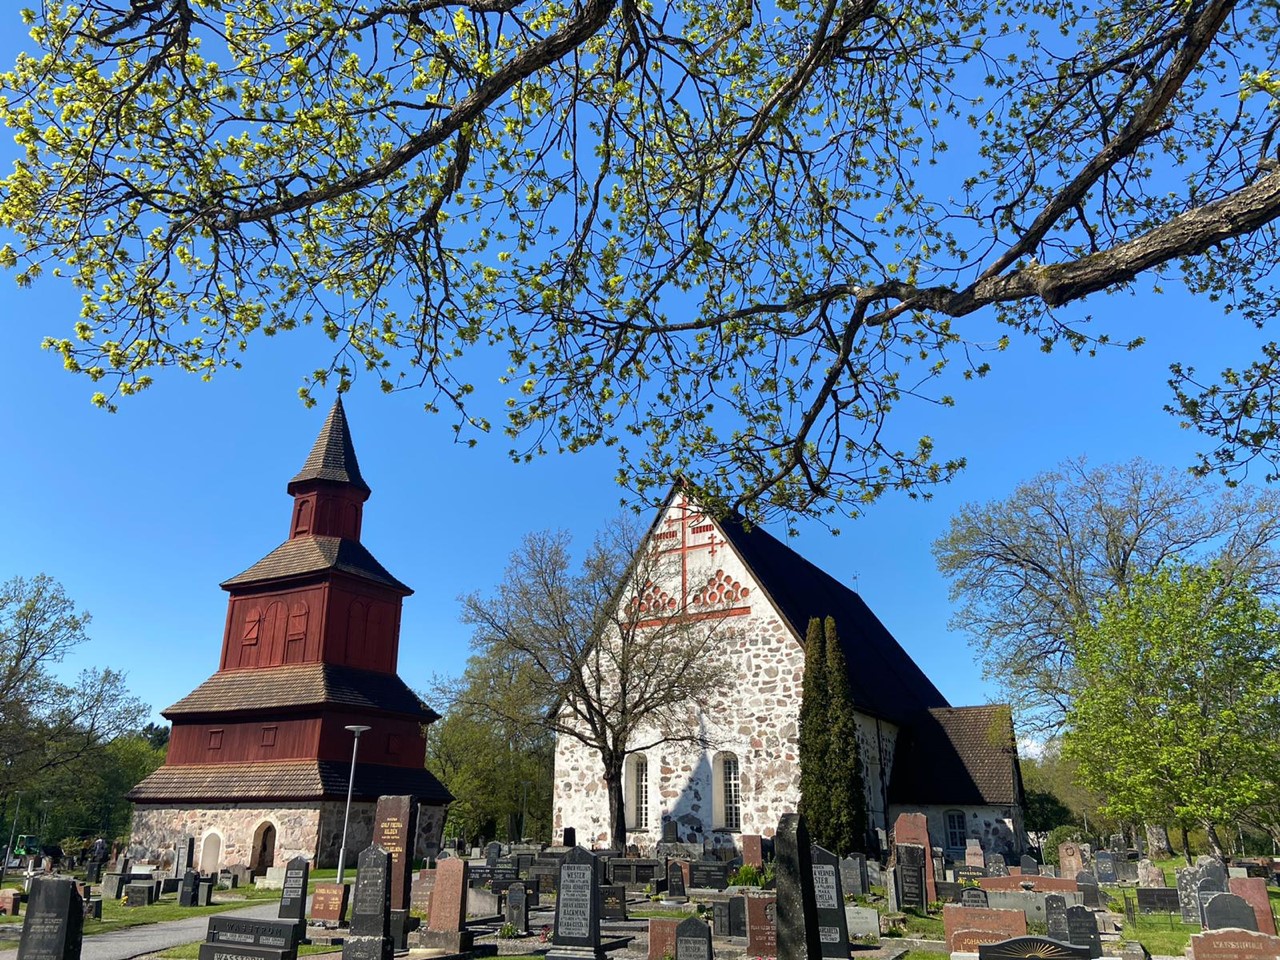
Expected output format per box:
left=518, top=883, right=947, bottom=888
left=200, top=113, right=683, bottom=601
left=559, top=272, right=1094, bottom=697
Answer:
left=713, top=752, right=742, bottom=831
left=261, top=725, right=277, bottom=747
left=945, top=810, right=967, bottom=851
left=626, top=754, right=649, bottom=830
left=242, top=608, right=262, bottom=645
left=208, top=729, right=223, bottom=750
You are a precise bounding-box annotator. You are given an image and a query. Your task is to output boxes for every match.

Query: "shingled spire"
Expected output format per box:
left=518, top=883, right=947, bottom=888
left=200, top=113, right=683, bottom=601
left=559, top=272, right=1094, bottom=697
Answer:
left=287, top=396, right=371, bottom=495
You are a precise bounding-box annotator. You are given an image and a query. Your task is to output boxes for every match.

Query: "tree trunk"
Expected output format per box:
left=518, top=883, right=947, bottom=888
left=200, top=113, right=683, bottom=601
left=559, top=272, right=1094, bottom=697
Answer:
left=604, top=759, right=627, bottom=852
left=1180, top=824, right=1192, bottom=866
left=1203, top=821, right=1227, bottom=862
left=1144, top=823, right=1172, bottom=859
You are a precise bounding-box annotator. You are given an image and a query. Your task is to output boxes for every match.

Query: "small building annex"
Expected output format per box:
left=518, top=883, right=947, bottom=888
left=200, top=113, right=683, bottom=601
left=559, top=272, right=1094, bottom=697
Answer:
left=128, top=400, right=451, bottom=872
left=552, top=487, right=1026, bottom=860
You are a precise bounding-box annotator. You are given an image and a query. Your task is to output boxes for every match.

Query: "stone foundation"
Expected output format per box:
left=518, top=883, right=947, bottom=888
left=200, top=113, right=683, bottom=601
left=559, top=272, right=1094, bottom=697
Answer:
left=132, top=800, right=448, bottom=869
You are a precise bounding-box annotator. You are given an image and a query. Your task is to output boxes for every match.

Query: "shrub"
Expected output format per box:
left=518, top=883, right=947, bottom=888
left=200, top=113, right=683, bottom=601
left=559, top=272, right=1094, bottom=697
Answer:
left=729, top=864, right=763, bottom=887
left=1043, top=825, right=1081, bottom=866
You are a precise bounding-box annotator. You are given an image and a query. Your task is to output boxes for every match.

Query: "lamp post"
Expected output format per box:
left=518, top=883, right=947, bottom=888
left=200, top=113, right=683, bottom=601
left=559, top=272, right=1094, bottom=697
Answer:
left=335, top=724, right=371, bottom=884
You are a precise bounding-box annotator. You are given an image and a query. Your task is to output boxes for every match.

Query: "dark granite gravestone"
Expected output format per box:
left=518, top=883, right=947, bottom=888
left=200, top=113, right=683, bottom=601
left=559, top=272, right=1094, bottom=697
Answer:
left=1075, top=873, right=1100, bottom=909
left=179, top=870, right=200, bottom=908
left=978, top=937, right=1091, bottom=958
left=895, top=845, right=926, bottom=910
left=662, top=821, right=679, bottom=844
left=667, top=861, right=687, bottom=900
left=485, top=843, right=502, bottom=868
left=1019, top=856, right=1040, bottom=877
left=311, top=884, right=350, bottom=924
left=562, top=828, right=576, bottom=848
left=176, top=837, right=195, bottom=878
left=84, top=863, right=101, bottom=885
left=100, top=875, right=126, bottom=900
left=961, top=888, right=990, bottom=908
left=866, top=859, right=882, bottom=888
left=506, top=882, right=529, bottom=936
left=610, top=862, right=635, bottom=886
left=1202, top=892, right=1260, bottom=931
left=342, top=846, right=392, bottom=960
left=278, top=857, right=309, bottom=923
left=840, top=854, right=866, bottom=897
left=986, top=854, right=1009, bottom=878
left=1045, top=894, right=1068, bottom=942
left=1178, top=860, right=1226, bottom=924
left=1094, top=852, right=1117, bottom=884
left=1136, top=887, right=1180, bottom=913
left=123, top=883, right=152, bottom=907
left=956, top=865, right=987, bottom=882
left=1065, top=906, right=1101, bottom=958
left=17, top=878, right=83, bottom=960
left=599, top=885, right=628, bottom=921
left=689, top=862, right=729, bottom=890
left=1198, top=876, right=1229, bottom=925
left=729, top=897, right=747, bottom=939
left=675, top=917, right=712, bottom=960
left=713, top=901, right=731, bottom=938
left=206, top=916, right=303, bottom=953
left=373, top=796, right=417, bottom=913
left=809, top=845, right=849, bottom=959
left=632, top=860, right=662, bottom=885
left=548, top=847, right=604, bottom=960
left=775, top=814, right=820, bottom=960
left=531, top=863, right=559, bottom=895
left=197, top=878, right=214, bottom=906
left=410, top=870, right=435, bottom=919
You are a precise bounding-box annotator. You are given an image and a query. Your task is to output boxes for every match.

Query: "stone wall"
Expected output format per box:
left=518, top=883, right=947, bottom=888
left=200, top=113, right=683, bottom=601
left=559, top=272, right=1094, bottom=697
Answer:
left=886, top=802, right=1024, bottom=859
left=133, top=798, right=450, bottom=869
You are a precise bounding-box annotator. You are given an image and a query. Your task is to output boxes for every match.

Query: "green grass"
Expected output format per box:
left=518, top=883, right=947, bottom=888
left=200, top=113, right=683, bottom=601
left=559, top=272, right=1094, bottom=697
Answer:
left=900, top=908, right=944, bottom=940
left=629, top=906, right=696, bottom=918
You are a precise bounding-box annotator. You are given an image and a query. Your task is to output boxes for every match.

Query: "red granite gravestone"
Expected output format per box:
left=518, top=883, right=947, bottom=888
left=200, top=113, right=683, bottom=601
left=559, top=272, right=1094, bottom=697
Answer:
left=426, top=857, right=467, bottom=933
left=953, top=929, right=1019, bottom=952
left=648, top=917, right=680, bottom=960
left=1059, top=843, right=1085, bottom=880
left=1229, top=876, right=1277, bottom=936
left=0, top=890, right=22, bottom=916
left=741, top=836, right=764, bottom=868
left=892, top=812, right=937, bottom=903
left=745, top=894, right=777, bottom=957
left=409, top=870, right=435, bottom=919
left=979, top=875, right=1079, bottom=893
left=373, top=795, right=418, bottom=912
left=1189, top=928, right=1280, bottom=959
left=943, top=905, right=1028, bottom=952
left=310, top=884, right=350, bottom=924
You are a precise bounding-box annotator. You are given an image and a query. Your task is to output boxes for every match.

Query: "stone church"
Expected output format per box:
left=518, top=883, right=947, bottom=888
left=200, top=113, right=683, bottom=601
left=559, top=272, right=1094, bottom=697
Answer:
left=128, top=399, right=451, bottom=872
left=552, top=487, right=1027, bottom=860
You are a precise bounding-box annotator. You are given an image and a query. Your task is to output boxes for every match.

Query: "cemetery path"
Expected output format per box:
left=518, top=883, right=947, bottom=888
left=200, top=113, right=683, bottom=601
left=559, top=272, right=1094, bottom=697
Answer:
left=82, top=901, right=282, bottom=960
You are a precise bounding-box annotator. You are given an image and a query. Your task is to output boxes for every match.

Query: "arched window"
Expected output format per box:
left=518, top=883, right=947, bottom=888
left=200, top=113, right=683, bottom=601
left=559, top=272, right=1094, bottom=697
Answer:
left=712, top=752, right=742, bottom=831
left=626, top=754, right=650, bottom=830
left=945, top=809, right=967, bottom=851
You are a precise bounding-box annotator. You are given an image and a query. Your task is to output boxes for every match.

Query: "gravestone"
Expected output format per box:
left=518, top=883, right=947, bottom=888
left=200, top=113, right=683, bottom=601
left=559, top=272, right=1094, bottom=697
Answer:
left=662, top=821, right=680, bottom=844
left=410, top=870, right=435, bottom=919
left=667, top=860, right=687, bottom=900
left=1188, top=929, right=1280, bottom=959
left=961, top=888, right=990, bottom=908
left=532, top=862, right=560, bottom=895
left=485, top=843, right=502, bottom=868
left=1198, top=876, right=1227, bottom=925
left=278, top=857, right=309, bottom=923
left=688, top=862, right=728, bottom=890
left=343, top=846, right=392, bottom=960
left=205, top=916, right=304, bottom=952
left=599, top=885, right=627, bottom=921
left=978, top=937, right=1091, bottom=958
left=1058, top=844, right=1084, bottom=880
left=548, top=847, right=603, bottom=960
left=505, top=882, right=528, bottom=936
left=1202, top=892, right=1259, bottom=931
left=1178, top=860, right=1226, bottom=924
left=742, top=836, right=764, bottom=869
left=420, top=856, right=470, bottom=953
left=840, top=853, right=866, bottom=896
left=866, top=860, right=882, bottom=888
left=892, top=812, right=937, bottom=902
left=809, top=845, right=849, bottom=959
left=1044, top=894, right=1068, bottom=942
left=895, top=844, right=926, bottom=910
left=775, top=814, right=820, bottom=960
left=84, top=864, right=101, bottom=885
left=1229, top=876, right=1277, bottom=935
left=562, top=828, right=576, bottom=848
left=746, top=895, right=777, bottom=957
left=1075, top=873, right=1100, bottom=909
left=675, top=917, right=711, bottom=960
left=1065, top=906, right=1101, bottom=958
left=728, top=897, right=747, bottom=939
left=1019, top=856, right=1040, bottom=877
left=1094, top=851, right=1116, bottom=884
left=943, top=905, right=1028, bottom=952
left=1135, top=887, right=1179, bottom=914
left=175, top=837, right=195, bottom=878
left=122, top=883, right=152, bottom=907
left=966, top=839, right=986, bottom=868
left=100, top=875, right=126, bottom=901
left=713, top=901, right=732, bottom=938
left=179, top=870, right=200, bottom=908
left=986, top=853, right=1009, bottom=878
left=17, top=878, right=83, bottom=960
left=1109, top=834, right=1125, bottom=853
left=311, top=884, right=349, bottom=924
left=956, top=865, right=987, bottom=883
left=649, top=918, right=680, bottom=960
left=1137, top=859, right=1165, bottom=887
left=372, top=796, right=418, bottom=912
left=196, top=878, right=214, bottom=906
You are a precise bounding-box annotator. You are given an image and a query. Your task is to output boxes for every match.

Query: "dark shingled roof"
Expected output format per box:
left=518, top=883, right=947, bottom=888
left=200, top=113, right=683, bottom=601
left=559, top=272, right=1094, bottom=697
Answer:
left=886, top=705, right=1022, bottom=806
left=127, top=760, right=452, bottom=805
left=288, top=397, right=370, bottom=494
left=221, top=536, right=410, bottom=593
left=713, top=512, right=949, bottom=726
left=163, top=663, right=439, bottom=722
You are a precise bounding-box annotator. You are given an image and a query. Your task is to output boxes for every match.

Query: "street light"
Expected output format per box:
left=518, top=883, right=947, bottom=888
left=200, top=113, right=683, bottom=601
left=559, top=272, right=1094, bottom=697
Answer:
left=335, top=724, right=371, bottom=884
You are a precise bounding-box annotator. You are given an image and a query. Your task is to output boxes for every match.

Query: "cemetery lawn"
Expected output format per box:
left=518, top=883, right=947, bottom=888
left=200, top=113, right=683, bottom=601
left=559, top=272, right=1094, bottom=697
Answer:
left=900, top=908, right=944, bottom=940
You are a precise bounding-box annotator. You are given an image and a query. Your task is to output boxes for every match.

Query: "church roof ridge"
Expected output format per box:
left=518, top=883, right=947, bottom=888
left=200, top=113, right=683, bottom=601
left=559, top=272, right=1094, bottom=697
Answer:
left=220, top=534, right=411, bottom=593
left=288, top=396, right=371, bottom=494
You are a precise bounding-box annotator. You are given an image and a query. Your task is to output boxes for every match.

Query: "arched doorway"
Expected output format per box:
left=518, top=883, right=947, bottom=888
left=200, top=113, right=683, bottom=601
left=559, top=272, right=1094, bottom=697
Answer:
left=200, top=832, right=222, bottom=874
left=250, top=821, right=277, bottom=876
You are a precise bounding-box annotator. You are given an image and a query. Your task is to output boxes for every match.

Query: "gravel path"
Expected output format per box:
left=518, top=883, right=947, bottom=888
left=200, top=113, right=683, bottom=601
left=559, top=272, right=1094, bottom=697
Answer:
left=81, top=901, right=282, bottom=960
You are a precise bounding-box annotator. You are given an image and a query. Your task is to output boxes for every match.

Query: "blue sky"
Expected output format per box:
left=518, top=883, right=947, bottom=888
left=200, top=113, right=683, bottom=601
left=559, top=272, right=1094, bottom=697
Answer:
left=0, top=12, right=1271, bottom=730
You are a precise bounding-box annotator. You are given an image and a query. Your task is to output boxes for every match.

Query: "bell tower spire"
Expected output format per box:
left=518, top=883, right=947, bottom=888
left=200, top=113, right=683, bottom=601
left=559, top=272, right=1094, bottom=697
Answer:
left=285, top=396, right=371, bottom=541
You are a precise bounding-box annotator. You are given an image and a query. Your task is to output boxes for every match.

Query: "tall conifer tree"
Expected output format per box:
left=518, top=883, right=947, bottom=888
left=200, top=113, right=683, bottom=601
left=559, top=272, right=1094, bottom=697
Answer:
left=797, top=617, right=828, bottom=831
left=824, top=617, right=867, bottom=854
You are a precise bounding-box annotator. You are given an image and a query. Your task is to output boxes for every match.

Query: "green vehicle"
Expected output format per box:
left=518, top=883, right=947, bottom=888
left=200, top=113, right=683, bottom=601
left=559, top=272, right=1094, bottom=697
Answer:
left=4, top=835, right=39, bottom=868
